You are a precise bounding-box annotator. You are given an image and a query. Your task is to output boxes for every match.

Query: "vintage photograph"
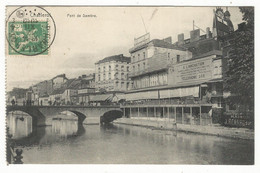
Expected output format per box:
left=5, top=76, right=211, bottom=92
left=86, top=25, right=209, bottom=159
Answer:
left=5, top=6, right=254, bottom=164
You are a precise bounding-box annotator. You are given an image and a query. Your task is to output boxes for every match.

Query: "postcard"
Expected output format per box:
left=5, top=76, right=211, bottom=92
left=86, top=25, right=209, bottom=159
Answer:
left=5, top=6, right=254, bottom=165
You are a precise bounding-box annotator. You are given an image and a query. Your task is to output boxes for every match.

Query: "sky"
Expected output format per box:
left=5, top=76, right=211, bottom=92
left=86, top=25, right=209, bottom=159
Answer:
left=6, top=6, right=243, bottom=91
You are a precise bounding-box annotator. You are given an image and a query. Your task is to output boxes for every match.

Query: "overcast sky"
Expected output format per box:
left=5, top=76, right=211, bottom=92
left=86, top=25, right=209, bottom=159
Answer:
left=6, top=6, right=243, bottom=91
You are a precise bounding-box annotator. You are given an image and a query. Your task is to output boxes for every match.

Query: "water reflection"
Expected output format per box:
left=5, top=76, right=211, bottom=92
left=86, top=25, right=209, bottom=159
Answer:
left=7, top=111, right=33, bottom=139
left=8, top=111, right=85, bottom=148
left=52, top=119, right=78, bottom=137
left=8, top=117, right=254, bottom=164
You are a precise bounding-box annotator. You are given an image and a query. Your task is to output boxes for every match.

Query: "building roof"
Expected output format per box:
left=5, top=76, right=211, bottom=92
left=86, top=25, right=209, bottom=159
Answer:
left=152, top=39, right=187, bottom=51
left=50, top=87, right=66, bottom=95
left=51, top=74, right=68, bottom=81
left=67, top=78, right=81, bottom=89
left=90, top=94, right=113, bottom=102
left=79, top=73, right=95, bottom=80
left=181, top=38, right=220, bottom=57
left=95, top=54, right=130, bottom=64
left=186, top=50, right=223, bottom=61
left=129, top=39, right=187, bottom=53
left=127, top=81, right=209, bottom=94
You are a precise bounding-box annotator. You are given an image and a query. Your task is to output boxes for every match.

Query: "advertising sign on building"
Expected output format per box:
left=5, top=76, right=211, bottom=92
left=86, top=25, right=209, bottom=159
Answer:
left=134, top=33, right=150, bottom=47
left=173, top=56, right=213, bottom=85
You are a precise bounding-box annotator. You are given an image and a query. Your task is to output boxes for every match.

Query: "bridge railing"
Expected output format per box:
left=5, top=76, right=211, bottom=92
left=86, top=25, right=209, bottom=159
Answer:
left=7, top=105, right=121, bottom=108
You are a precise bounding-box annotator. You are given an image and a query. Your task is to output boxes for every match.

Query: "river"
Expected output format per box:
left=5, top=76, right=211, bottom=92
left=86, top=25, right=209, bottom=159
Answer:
left=7, top=114, right=254, bottom=164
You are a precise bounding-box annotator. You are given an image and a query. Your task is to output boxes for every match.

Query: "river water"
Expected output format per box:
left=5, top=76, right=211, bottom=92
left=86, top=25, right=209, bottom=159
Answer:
left=8, top=115, right=254, bottom=164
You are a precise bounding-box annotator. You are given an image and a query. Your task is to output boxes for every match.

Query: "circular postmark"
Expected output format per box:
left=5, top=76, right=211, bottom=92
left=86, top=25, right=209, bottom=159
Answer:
left=6, top=6, right=56, bottom=56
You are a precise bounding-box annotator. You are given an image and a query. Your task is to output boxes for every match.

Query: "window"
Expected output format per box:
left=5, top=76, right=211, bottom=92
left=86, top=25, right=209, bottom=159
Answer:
left=143, top=62, right=146, bottom=70
left=114, top=72, right=118, bottom=79
left=127, top=66, right=129, bottom=72
left=138, top=64, right=140, bottom=71
left=109, top=65, right=111, bottom=71
left=133, top=65, right=135, bottom=72
left=133, top=56, right=135, bottom=62
left=168, top=52, right=170, bottom=58
left=177, top=55, right=180, bottom=62
left=103, top=73, right=106, bottom=80
left=217, top=97, right=223, bottom=108
left=143, top=52, right=146, bottom=59
left=121, top=65, right=124, bottom=71
left=138, top=54, right=140, bottom=61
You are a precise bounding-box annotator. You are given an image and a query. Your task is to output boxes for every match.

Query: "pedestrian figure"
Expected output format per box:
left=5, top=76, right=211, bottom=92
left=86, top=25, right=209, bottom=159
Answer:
left=11, top=99, right=15, bottom=106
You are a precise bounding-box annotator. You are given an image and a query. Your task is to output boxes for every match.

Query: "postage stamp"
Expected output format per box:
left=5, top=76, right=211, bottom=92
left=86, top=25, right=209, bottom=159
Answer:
left=5, top=6, right=56, bottom=56
left=7, top=21, right=49, bottom=55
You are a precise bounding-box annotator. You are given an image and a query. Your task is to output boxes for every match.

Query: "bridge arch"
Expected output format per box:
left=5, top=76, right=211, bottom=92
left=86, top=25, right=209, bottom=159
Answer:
left=6, top=107, right=45, bottom=127
left=100, top=110, right=123, bottom=124
left=7, top=105, right=122, bottom=126
left=55, top=110, right=87, bottom=125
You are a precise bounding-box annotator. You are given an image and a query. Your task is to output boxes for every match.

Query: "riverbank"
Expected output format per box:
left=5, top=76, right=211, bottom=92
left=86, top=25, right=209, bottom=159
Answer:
left=114, top=118, right=254, bottom=140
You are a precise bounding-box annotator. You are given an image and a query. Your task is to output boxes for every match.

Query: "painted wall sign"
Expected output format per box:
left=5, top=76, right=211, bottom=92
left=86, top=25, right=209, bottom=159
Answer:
left=173, top=56, right=213, bottom=85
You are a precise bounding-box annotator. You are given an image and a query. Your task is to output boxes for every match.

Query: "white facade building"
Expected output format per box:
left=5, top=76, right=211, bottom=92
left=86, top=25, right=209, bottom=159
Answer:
left=95, top=54, right=131, bottom=92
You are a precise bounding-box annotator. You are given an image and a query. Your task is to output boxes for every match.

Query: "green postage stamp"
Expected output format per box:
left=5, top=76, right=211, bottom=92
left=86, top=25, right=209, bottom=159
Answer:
left=8, top=21, right=49, bottom=55
left=6, top=6, right=56, bottom=56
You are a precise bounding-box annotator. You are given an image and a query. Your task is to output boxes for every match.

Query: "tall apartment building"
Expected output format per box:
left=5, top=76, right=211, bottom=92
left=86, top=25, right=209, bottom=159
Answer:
left=129, top=34, right=192, bottom=90
left=95, top=54, right=131, bottom=92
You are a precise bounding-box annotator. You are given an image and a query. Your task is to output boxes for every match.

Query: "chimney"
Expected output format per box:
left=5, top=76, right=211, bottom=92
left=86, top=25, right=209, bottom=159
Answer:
left=163, top=36, right=172, bottom=44
left=178, top=33, right=184, bottom=45
left=190, top=29, right=200, bottom=42
left=206, top=27, right=211, bottom=38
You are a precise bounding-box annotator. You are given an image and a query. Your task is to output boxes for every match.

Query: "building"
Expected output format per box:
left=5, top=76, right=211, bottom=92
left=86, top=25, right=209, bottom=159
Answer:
left=39, top=94, right=49, bottom=106
left=7, top=87, right=28, bottom=105
left=29, top=74, right=68, bottom=104
left=129, top=34, right=192, bottom=90
left=129, top=35, right=192, bottom=73
left=76, top=74, right=96, bottom=105
left=121, top=8, right=235, bottom=126
left=49, top=87, right=66, bottom=105
left=95, top=54, right=131, bottom=92
left=31, top=80, right=53, bottom=105
left=52, top=74, right=68, bottom=90
left=62, top=79, right=79, bottom=105
left=48, top=74, right=96, bottom=105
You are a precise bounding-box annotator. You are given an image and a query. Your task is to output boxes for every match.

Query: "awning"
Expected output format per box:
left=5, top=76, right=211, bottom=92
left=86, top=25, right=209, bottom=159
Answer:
left=112, top=94, right=126, bottom=102
left=159, top=86, right=199, bottom=99
left=90, top=94, right=113, bottom=102
left=125, top=90, right=159, bottom=101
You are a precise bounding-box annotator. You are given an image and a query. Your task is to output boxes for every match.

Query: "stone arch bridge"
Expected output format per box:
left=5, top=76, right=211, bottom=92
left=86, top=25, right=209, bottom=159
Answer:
left=6, top=105, right=123, bottom=127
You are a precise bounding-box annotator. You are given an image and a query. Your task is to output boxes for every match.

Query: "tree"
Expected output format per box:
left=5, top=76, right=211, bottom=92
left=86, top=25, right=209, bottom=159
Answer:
left=224, top=7, right=254, bottom=110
